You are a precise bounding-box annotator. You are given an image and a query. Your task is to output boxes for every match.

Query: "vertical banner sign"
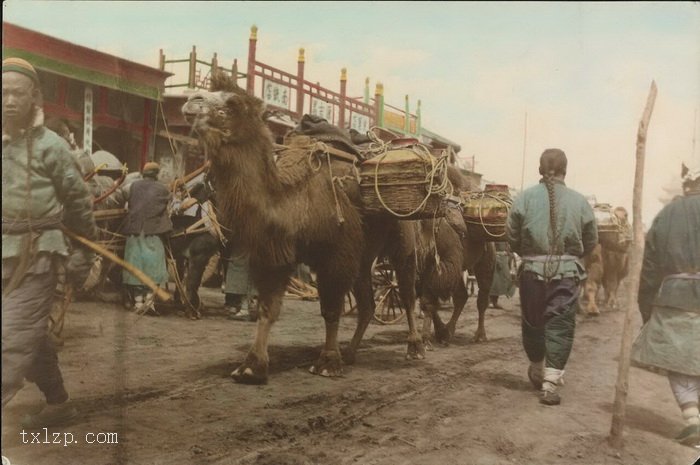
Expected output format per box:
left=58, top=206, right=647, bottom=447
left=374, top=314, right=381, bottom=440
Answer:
left=350, top=113, right=370, bottom=133
left=262, top=80, right=290, bottom=109
left=83, top=86, right=93, bottom=155
left=310, top=98, right=333, bottom=122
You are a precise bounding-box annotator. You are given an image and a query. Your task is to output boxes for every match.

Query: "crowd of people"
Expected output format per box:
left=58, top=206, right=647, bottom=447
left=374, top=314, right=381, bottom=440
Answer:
left=2, top=56, right=698, bottom=448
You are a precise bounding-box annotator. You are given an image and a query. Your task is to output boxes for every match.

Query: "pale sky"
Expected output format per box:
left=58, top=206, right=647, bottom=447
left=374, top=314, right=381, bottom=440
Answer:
left=4, top=1, right=700, bottom=224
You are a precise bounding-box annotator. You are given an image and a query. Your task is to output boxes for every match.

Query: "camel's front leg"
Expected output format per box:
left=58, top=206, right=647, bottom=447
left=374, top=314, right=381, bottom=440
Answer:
left=393, top=250, right=424, bottom=360
left=231, top=278, right=286, bottom=385
left=473, top=257, right=494, bottom=343
left=419, top=299, right=434, bottom=351
left=444, top=277, right=469, bottom=344
left=345, top=255, right=376, bottom=365
left=473, top=287, right=490, bottom=342
left=310, top=276, right=345, bottom=377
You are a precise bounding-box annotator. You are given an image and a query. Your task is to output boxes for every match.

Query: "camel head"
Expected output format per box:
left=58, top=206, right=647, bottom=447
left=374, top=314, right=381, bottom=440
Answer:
left=182, top=72, right=266, bottom=150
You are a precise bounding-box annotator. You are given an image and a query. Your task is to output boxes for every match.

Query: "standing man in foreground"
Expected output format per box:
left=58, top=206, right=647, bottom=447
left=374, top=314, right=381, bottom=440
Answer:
left=2, top=58, right=97, bottom=426
left=631, top=164, right=700, bottom=447
left=506, top=148, right=598, bottom=405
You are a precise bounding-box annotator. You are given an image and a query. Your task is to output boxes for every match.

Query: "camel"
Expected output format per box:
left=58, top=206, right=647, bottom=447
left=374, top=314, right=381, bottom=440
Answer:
left=181, top=73, right=423, bottom=384
left=417, top=168, right=497, bottom=345
left=581, top=206, right=631, bottom=315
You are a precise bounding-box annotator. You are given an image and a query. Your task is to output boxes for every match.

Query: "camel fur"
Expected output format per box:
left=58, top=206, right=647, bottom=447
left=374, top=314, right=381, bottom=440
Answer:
left=417, top=167, right=497, bottom=345
left=182, top=72, right=423, bottom=384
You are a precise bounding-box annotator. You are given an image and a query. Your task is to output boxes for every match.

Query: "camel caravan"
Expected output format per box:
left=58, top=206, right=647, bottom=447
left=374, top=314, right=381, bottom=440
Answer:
left=178, top=72, right=518, bottom=384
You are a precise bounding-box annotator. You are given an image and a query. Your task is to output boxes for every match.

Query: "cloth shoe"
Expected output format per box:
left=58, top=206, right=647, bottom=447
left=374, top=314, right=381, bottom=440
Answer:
left=539, top=381, right=561, bottom=405
left=226, top=305, right=242, bottom=319
left=20, top=400, right=78, bottom=429
left=229, top=307, right=255, bottom=322
left=674, top=423, right=700, bottom=447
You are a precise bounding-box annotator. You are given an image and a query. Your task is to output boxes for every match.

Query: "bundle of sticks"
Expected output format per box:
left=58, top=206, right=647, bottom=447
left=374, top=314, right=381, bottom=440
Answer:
left=285, top=277, right=318, bottom=301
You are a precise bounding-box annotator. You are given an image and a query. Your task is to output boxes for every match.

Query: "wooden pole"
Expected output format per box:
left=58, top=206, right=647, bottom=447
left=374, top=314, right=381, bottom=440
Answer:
left=520, top=112, right=527, bottom=192
left=609, top=80, right=657, bottom=449
left=61, top=227, right=172, bottom=302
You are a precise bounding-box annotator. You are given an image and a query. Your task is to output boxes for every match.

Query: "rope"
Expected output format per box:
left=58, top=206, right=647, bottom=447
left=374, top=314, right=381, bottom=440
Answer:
left=157, top=96, right=178, bottom=157
left=325, top=151, right=346, bottom=224
left=462, top=191, right=512, bottom=238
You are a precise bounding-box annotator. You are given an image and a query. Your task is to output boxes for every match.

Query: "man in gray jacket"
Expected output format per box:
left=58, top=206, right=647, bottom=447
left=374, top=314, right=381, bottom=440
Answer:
left=121, top=162, right=172, bottom=315
left=506, top=149, right=598, bottom=405
left=2, top=58, right=97, bottom=426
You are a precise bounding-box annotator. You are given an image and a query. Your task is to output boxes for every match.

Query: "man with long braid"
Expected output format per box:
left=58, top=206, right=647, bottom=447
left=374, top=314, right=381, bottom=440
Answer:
left=2, top=58, right=97, bottom=426
left=506, top=148, right=598, bottom=405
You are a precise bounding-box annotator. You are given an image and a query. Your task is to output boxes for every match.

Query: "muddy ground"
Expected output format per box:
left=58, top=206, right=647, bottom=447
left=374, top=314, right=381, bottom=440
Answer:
left=2, top=283, right=699, bottom=465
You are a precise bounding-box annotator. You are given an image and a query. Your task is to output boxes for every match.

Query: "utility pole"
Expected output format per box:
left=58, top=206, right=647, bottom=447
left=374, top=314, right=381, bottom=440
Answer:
left=520, top=112, right=528, bottom=191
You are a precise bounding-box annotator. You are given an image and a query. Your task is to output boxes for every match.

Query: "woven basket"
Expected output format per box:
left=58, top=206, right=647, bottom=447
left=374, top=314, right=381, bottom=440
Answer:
left=359, top=147, right=447, bottom=219
left=461, top=184, right=512, bottom=242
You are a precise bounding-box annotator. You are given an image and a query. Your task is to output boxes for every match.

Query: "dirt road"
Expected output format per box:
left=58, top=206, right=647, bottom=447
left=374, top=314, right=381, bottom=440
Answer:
left=2, top=285, right=698, bottom=465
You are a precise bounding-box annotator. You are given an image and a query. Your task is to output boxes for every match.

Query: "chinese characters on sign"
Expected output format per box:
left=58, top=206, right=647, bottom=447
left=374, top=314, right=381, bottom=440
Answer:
left=310, top=98, right=333, bottom=122
left=263, top=80, right=290, bottom=108
left=83, top=86, right=93, bottom=155
left=350, top=113, right=370, bottom=133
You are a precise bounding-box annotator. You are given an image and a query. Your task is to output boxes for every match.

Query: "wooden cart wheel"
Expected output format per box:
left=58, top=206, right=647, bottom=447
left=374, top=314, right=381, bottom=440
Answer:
left=342, top=292, right=357, bottom=316
left=372, top=259, right=405, bottom=325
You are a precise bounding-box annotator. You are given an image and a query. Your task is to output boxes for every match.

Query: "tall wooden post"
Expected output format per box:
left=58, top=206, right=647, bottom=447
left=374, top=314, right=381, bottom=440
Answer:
left=211, top=52, right=218, bottom=75
left=232, top=59, right=238, bottom=84
left=404, top=95, right=410, bottom=134
left=247, top=25, right=257, bottom=94
left=339, top=68, right=347, bottom=129
left=296, top=48, right=306, bottom=119
left=188, top=46, right=197, bottom=89
left=363, top=77, right=370, bottom=104
left=416, top=99, right=422, bottom=136
left=374, top=82, right=384, bottom=128
left=609, top=80, right=658, bottom=449
left=158, top=49, right=165, bottom=71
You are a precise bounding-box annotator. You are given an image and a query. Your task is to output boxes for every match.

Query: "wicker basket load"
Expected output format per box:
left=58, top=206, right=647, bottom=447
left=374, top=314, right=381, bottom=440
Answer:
left=460, top=184, right=512, bottom=242
left=358, top=146, right=448, bottom=219
left=593, top=204, right=631, bottom=250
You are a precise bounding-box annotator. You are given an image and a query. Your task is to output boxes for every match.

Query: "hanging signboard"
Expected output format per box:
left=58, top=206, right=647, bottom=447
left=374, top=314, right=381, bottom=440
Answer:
left=83, top=86, right=93, bottom=155
left=310, top=97, right=333, bottom=122
left=263, top=80, right=290, bottom=108
left=350, top=113, right=370, bottom=133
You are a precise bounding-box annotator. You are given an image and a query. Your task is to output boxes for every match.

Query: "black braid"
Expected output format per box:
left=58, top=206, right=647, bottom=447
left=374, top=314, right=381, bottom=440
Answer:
left=543, top=172, right=562, bottom=281
left=544, top=174, right=559, bottom=251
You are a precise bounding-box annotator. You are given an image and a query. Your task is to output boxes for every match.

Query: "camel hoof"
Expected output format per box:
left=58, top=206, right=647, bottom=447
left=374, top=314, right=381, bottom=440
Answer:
left=472, top=331, right=488, bottom=343
left=230, top=355, right=268, bottom=385
left=310, top=351, right=343, bottom=377
left=423, top=339, right=434, bottom=352
left=434, top=327, right=452, bottom=346
left=342, top=348, right=357, bottom=366
left=406, top=340, right=426, bottom=360
left=586, top=311, right=601, bottom=318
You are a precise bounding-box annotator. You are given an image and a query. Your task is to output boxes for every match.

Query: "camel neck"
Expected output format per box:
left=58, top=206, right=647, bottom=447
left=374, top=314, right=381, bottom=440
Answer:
left=210, top=135, right=281, bottom=235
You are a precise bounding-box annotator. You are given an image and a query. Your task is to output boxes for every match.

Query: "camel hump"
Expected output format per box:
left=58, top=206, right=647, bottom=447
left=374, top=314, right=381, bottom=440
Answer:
left=287, top=114, right=363, bottom=159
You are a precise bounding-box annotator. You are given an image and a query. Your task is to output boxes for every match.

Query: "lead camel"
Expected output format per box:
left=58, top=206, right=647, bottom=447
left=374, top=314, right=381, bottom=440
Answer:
left=182, top=72, right=423, bottom=384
